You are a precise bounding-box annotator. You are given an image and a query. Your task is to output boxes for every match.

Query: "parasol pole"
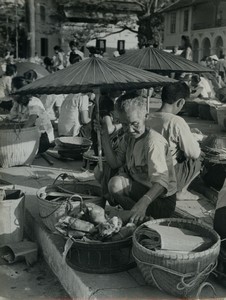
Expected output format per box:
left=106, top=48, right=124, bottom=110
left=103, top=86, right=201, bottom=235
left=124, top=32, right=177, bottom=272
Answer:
left=94, top=89, right=103, bottom=172
left=147, top=89, right=150, bottom=113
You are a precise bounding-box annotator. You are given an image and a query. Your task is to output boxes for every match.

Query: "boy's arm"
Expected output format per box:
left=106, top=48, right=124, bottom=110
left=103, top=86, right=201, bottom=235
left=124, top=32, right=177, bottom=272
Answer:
left=176, top=119, right=201, bottom=159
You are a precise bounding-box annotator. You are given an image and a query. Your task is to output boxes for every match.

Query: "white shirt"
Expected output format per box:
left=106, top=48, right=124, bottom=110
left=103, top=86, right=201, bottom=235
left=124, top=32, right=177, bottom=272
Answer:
left=40, top=94, right=66, bottom=120
left=0, top=76, right=12, bottom=100
left=58, top=93, right=89, bottom=136
left=147, top=112, right=201, bottom=166
left=9, top=96, right=54, bottom=142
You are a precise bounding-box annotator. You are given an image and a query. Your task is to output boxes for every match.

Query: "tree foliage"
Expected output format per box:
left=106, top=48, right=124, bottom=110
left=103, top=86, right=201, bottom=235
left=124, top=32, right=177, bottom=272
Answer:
left=58, top=0, right=173, bottom=48
left=0, top=0, right=26, bottom=57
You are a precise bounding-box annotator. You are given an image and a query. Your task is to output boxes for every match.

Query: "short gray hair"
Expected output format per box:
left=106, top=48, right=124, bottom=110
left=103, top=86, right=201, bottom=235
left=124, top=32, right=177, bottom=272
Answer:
left=115, top=92, right=146, bottom=114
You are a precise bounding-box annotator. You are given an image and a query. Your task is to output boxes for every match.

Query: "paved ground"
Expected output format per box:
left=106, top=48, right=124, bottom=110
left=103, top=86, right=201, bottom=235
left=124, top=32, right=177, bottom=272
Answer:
left=1, top=100, right=226, bottom=299
left=0, top=258, right=69, bottom=300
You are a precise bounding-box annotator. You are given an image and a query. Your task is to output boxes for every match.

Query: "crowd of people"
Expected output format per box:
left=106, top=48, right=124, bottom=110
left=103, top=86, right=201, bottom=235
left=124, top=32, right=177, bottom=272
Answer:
left=1, top=36, right=226, bottom=277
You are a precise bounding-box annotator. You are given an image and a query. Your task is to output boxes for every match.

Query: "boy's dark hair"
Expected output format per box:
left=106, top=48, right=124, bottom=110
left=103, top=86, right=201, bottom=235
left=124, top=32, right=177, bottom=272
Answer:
left=69, top=40, right=78, bottom=48
left=24, top=69, right=38, bottom=82
left=43, top=56, right=53, bottom=66
left=5, top=64, right=17, bottom=76
left=191, top=74, right=201, bottom=85
left=161, top=82, right=190, bottom=104
left=53, top=45, right=62, bottom=52
left=12, top=76, right=28, bottom=90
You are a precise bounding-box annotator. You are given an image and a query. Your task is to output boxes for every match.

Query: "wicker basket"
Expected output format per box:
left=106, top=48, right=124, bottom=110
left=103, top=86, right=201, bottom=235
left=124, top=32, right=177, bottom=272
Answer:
left=37, top=181, right=104, bottom=232
left=217, top=107, right=226, bottom=131
left=0, top=126, right=40, bottom=167
left=184, top=101, right=199, bottom=117
left=132, top=218, right=220, bottom=298
left=66, top=237, right=135, bottom=274
left=210, top=106, right=218, bottom=123
left=198, top=103, right=213, bottom=120
left=55, top=137, right=92, bottom=159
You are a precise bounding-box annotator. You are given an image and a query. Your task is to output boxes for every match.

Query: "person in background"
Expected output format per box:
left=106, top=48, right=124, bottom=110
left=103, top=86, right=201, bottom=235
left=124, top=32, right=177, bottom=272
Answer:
left=30, top=52, right=43, bottom=65
left=213, top=178, right=226, bottom=282
left=52, top=46, right=65, bottom=71
left=180, top=35, right=193, bottom=61
left=216, top=54, right=226, bottom=81
left=93, top=94, right=124, bottom=202
left=190, top=74, right=210, bottom=99
left=99, top=92, right=177, bottom=224
left=40, top=94, right=66, bottom=121
left=0, top=64, right=17, bottom=111
left=147, top=82, right=202, bottom=201
left=43, top=57, right=54, bottom=73
left=58, top=93, right=91, bottom=138
left=8, top=76, right=54, bottom=153
left=66, top=41, right=84, bottom=66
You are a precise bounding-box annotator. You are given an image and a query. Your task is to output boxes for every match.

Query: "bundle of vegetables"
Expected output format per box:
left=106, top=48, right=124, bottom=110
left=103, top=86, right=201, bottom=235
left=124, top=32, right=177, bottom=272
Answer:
left=55, top=201, right=136, bottom=242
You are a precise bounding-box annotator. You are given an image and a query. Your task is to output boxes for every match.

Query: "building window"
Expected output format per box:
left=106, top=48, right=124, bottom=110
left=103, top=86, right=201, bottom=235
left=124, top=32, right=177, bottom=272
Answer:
left=183, top=9, right=189, bottom=32
left=117, top=40, right=125, bottom=54
left=41, top=38, right=48, bottom=56
left=170, top=12, right=176, bottom=34
left=96, top=39, right=106, bottom=53
left=40, top=5, right=46, bottom=23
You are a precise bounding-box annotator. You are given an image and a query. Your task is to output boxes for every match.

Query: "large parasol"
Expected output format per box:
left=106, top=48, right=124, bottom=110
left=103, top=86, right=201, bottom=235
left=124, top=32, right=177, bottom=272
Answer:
left=113, top=47, right=213, bottom=111
left=16, top=62, right=49, bottom=79
left=16, top=56, right=176, bottom=170
left=113, top=47, right=213, bottom=74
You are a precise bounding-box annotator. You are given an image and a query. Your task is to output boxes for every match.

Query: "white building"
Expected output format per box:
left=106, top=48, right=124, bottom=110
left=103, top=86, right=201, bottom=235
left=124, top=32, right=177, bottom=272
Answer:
left=161, top=0, right=226, bottom=62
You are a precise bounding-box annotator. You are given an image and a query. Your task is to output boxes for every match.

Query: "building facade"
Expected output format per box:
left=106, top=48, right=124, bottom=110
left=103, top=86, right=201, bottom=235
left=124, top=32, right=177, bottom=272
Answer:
left=33, top=0, right=61, bottom=58
left=161, top=0, right=226, bottom=62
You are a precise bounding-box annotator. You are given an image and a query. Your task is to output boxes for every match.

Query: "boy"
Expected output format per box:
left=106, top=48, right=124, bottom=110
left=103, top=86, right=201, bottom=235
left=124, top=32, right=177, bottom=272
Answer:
left=148, top=82, right=201, bottom=200
left=101, top=93, right=177, bottom=224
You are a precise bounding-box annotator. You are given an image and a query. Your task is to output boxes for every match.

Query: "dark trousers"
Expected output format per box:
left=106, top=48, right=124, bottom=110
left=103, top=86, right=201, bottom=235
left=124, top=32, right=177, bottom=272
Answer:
left=38, top=132, right=51, bottom=154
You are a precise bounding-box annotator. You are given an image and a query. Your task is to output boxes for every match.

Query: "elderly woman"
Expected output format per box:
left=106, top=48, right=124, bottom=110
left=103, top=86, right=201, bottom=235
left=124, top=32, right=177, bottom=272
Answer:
left=100, top=92, right=177, bottom=224
left=8, top=76, right=54, bottom=153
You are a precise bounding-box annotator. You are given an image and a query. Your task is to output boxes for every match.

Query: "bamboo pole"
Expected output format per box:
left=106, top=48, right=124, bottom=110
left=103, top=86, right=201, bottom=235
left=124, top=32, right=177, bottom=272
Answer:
left=94, top=89, right=103, bottom=172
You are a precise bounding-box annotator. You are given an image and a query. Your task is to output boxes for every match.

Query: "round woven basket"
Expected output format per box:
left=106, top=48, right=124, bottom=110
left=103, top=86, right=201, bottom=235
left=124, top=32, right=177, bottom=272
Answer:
left=66, top=237, right=135, bottom=274
left=132, top=218, right=220, bottom=298
left=198, top=103, right=213, bottom=120
left=210, top=106, right=218, bottom=123
left=37, top=181, right=104, bottom=232
left=0, top=126, right=40, bottom=167
left=55, top=137, right=92, bottom=159
left=217, top=107, right=226, bottom=132
left=184, top=101, right=199, bottom=117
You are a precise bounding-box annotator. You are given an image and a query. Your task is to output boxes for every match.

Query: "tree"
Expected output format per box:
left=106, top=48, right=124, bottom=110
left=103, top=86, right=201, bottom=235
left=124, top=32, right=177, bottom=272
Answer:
left=0, top=0, right=26, bottom=57
left=58, top=0, right=172, bottom=48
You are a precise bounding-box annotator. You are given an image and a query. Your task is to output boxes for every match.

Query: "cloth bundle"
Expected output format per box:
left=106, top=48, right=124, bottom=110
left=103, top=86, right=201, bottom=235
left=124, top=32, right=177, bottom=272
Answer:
left=136, top=224, right=212, bottom=254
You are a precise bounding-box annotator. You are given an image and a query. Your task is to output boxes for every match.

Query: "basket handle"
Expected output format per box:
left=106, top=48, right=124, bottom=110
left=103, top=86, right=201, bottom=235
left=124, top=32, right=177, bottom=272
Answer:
left=39, top=193, right=84, bottom=219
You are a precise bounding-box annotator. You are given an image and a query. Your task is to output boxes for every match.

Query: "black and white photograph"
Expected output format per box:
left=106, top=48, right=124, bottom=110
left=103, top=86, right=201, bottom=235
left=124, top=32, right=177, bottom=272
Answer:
left=0, top=0, right=226, bottom=299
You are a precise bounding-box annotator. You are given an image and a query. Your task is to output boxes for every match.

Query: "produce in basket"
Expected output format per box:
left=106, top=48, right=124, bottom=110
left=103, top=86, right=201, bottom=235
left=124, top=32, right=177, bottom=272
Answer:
left=55, top=201, right=136, bottom=242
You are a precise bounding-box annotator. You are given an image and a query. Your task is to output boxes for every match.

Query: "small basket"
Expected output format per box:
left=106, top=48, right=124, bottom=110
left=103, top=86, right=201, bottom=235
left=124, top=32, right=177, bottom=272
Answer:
left=184, top=101, right=199, bottom=117
left=66, top=237, right=136, bottom=274
left=55, top=137, right=92, bottom=160
left=217, top=107, right=226, bottom=131
left=198, top=103, right=213, bottom=120
left=37, top=174, right=104, bottom=232
left=132, top=218, right=220, bottom=298
left=210, top=106, right=218, bottom=123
